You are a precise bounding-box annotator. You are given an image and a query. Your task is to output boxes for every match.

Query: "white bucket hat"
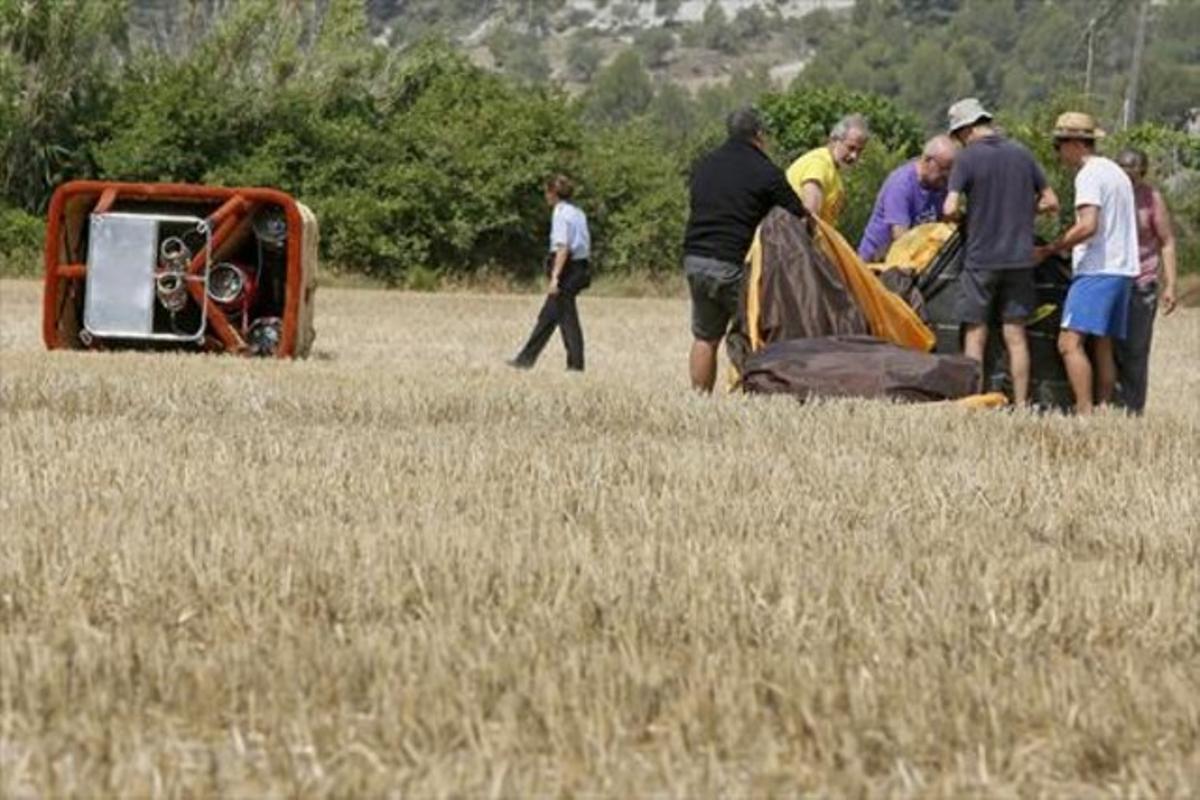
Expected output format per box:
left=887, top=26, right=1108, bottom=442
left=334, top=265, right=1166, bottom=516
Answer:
left=947, top=98, right=993, bottom=134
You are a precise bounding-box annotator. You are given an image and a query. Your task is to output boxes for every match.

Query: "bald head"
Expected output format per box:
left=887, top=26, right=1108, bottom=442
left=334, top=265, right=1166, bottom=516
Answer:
left=917, top=134, right=957, bottom=190
left=923, top=135, right=956, bottom=160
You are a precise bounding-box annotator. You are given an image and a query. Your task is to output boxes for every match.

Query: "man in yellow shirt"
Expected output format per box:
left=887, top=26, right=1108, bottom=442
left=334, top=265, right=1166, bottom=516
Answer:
left=786, top=114, right=870, bottom=227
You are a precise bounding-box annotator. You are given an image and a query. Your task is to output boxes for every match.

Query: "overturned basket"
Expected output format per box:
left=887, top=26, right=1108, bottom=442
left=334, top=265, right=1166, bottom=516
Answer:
left=42, top=181, right=318, bottom=358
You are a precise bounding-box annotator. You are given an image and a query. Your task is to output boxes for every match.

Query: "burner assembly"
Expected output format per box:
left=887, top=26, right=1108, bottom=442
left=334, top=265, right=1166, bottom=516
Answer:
left=42, top=182, right=318, bottom=358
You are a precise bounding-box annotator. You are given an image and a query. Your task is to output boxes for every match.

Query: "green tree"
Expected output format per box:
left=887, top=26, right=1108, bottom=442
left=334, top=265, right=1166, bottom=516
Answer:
left=487, top=25, right=550, bottom=84
left=898, top=37, right=975, bottom=131
left=950, top=0, right=1018, bottom=53
left=692, top=66, right=775, bottom=132
left=648, top=81, right=698, bottom=145
left=583, top=49, right=654, bottom=125
left=795, top=0, right=1193, bottom=134
left=786, top=8, right=840, bottom=50
left=686, top=1, right=739, bottom=55
left=1140, top=0, right=1200, bottom=125
left=654, top=0, right=682, bottom=21
left=577, top=120, right=688, bottom=273
left=95, top=1, right=303, bottom=184
left=901, top=0, right=962, bottom=24
left=731, top=6, right=769, bottom=42
left=565, top=32, right=603, bottom=82
left=634, top=28, right=674, bottom=68
left=0, top=0, right=127, bottom=211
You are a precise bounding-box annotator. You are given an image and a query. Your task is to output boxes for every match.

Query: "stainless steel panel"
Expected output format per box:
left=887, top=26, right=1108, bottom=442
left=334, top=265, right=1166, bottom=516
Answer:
left=83, top=214, right=158, bottom=337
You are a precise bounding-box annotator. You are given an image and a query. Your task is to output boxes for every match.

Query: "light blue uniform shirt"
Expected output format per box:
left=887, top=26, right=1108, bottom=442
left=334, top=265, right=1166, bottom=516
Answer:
left=549, top=201, right=590, bottom=261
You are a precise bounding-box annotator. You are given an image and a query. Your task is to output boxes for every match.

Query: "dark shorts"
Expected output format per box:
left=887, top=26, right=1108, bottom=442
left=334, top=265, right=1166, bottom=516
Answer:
left=685, top=255, right=743, bottom=341
left=955, top=267, right=1036, bottom=325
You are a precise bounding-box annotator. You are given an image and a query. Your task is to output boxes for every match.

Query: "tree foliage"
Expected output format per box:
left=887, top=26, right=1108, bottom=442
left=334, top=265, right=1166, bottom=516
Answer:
left=0, top=0, right=1196, bottom=281
left=582, top=50, right=654, bottom=126
left=801, top=0, right=1200, bottom=130
left=683, top=1, right=740, bottom=55
left=0, top=0, right=126, bottom=211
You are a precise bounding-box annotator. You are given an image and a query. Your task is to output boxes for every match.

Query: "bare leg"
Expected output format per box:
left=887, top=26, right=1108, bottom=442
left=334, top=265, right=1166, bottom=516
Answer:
left=690, top=338, right=721, bottom=393
left=1058, top=329, right=1093, bottom=414
left=962, top=324, right=988, bottom=393
left=1001, top=322, right=1031, bottom=406
left=1092, top=336, right=1117, bottom=407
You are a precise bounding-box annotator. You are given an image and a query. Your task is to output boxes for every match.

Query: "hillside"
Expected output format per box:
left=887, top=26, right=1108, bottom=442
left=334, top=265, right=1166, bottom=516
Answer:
left=129, top=0, right=855, bottom=90
left=363, top=0, right=853, bottom=37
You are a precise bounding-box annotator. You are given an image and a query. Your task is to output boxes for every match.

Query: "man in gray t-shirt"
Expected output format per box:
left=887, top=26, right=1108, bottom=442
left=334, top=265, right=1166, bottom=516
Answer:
left=942, top=98, right=1059, bottom=405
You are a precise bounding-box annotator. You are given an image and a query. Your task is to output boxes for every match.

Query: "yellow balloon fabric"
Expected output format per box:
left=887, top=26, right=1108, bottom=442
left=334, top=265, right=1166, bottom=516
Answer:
left=811, top=217, right=936, bottom=353
left=866, top=222, right=957, bottom=273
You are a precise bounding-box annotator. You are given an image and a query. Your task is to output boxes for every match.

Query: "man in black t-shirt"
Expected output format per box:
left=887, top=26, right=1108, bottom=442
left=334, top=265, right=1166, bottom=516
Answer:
left=942, top=98, right=1059, bottom=405
left=683, top=107, right=807, bottom=393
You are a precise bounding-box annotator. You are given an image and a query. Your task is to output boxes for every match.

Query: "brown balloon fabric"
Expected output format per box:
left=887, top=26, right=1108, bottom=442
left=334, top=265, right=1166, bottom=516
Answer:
left=809, top=215, right=936, bottom=353
left=740, top=336, right=981, bottom=403
left=729, top=208, right=935, bottom=379
left=742, top=208, right=870, bottom=353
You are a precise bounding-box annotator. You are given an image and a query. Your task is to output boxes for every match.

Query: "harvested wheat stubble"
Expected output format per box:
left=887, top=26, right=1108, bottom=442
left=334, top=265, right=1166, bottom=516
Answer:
left=1, top=278, right=1198, bottom=797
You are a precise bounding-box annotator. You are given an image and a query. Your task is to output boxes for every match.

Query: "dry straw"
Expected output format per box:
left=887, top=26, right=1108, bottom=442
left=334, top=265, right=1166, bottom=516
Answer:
left=1, top=280, right=1198, bottom=796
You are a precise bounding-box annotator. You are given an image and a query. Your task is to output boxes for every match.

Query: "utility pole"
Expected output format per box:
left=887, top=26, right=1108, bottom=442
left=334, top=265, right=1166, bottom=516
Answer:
left=1084, top=17, right=1097, bottom=98
left=1123, top=0, right=1151, bottom=130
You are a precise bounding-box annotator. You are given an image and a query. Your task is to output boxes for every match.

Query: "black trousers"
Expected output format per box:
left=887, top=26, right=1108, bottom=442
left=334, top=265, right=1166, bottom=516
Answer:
left=1114, top=282, right=1158, bottom=414
left=515, top=259, right=590, bottom=370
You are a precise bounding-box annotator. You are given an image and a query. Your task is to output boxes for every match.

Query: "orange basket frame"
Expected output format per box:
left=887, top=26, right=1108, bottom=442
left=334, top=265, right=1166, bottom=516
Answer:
left=42, top=180, right=317, bottom=358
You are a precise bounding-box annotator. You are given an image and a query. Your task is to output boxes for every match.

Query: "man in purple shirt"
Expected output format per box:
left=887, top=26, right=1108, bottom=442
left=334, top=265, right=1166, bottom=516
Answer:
left=857, top=135, right=957, bottom=262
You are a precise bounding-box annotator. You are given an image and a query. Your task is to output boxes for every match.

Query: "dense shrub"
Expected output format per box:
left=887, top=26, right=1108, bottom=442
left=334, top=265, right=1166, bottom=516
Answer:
left=315, top=62, right=579, bottom=279
left=582, top=50, right=655, bottom=126
left=91, top=12, right=584, bottom=283
left=0, top=204, right=43, bottom=252
left=0, top=0, right=124, bottom=212
left=0, top=203, right=44, bottom=276
left=576, top=121, right=688, bottom=274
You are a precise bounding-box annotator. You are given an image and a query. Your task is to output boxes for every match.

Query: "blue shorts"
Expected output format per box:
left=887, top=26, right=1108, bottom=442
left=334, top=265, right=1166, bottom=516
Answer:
left=1061, top=275, right=1133, bottom=339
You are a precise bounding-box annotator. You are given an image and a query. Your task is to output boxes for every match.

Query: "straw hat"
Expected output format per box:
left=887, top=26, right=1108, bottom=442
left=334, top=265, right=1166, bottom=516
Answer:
left=1053, top=111, right=1106, bottom=141
left=947, top=98, right=993, bottom=134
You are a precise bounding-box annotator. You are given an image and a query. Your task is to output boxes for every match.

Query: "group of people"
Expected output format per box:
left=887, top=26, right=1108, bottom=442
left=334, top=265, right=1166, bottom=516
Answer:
left=509, top=98, right=1179, bottom=415
left=941, top=100, right=1177, bottom=414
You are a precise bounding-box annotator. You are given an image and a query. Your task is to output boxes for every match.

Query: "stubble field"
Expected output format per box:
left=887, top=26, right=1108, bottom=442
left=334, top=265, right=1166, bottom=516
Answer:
left=1, top=277, right=1199, bottom=797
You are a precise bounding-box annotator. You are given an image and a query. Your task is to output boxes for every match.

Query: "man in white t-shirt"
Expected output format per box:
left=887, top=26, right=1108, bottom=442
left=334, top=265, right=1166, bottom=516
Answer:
left=1034, top=112, right=1138, bottom=415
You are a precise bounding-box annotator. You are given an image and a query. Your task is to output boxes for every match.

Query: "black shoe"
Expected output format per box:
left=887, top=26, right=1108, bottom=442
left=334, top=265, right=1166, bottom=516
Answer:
left=506, top=358, right=533, bottom=370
